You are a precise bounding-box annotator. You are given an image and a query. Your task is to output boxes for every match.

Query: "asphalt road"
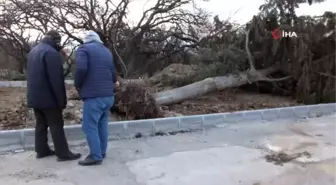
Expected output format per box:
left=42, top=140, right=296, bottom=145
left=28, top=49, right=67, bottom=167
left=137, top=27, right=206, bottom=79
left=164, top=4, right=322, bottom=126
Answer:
left=0, top=114, right=335, bottom=185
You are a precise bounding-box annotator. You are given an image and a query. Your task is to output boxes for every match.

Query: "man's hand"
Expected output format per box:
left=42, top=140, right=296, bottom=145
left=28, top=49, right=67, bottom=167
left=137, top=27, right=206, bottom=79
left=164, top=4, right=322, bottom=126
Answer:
left=114, top=81, right=120, bottom=88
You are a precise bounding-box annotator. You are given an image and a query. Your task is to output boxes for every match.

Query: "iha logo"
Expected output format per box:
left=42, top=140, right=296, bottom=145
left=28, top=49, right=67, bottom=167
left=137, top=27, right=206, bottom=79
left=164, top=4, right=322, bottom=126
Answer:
left=271, top=28, right=297, bottom=39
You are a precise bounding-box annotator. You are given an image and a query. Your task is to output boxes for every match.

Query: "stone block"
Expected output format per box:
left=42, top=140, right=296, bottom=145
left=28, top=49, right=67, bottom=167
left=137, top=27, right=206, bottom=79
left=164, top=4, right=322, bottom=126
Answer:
left=203, top=114, right=224, bottom=128
left=262, top=109, right=279, bottom=121
left=126, top=120, right=154, bottom=137
left=179, top=116, right=203, bottom=130
left=154, top=117, right=180, bottom=133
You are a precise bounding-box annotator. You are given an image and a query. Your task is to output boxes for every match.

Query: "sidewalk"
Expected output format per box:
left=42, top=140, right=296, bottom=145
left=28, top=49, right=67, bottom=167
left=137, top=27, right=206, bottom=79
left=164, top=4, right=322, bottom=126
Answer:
left=0, top=114, right=335, bottom=185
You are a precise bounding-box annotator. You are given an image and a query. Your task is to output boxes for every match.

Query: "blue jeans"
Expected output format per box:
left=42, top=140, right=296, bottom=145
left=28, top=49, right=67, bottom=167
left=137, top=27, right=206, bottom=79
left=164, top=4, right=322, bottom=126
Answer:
left=82, top=96, right=114, bottom=160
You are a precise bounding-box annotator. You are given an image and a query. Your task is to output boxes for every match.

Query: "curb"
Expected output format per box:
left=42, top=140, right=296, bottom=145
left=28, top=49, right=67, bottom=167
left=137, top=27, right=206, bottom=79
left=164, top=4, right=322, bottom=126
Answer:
left=0, top=103, right=335, bottom=152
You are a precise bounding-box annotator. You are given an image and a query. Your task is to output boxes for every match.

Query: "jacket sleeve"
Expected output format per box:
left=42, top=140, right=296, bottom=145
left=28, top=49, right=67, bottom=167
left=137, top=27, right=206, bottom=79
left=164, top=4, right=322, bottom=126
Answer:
left=74, top=47, right=88, bottom=89
left=44, top=50, right=67, bottom=109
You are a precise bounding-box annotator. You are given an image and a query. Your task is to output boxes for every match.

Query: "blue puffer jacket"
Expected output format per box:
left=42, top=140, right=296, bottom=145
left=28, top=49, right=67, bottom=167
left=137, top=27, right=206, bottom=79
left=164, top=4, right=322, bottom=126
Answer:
left=74, top=36, right=117, bottom=99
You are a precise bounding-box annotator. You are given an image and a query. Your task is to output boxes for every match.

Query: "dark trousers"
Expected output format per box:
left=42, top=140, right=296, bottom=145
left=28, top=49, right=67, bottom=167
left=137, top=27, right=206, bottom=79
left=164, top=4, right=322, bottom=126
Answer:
left=33, top=109, right=70, bottom=158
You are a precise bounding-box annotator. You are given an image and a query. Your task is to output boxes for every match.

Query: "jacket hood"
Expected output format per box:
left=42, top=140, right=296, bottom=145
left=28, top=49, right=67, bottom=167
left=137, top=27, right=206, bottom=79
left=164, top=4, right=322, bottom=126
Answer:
left=83, top=30, right=103, bottom=44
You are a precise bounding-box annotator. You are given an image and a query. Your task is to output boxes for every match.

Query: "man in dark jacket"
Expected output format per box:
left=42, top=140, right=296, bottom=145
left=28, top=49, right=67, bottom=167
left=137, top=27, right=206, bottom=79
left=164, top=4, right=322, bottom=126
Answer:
left=75, top=30, right=118, bottom=166
left=26, top=30, right=81, bottom=161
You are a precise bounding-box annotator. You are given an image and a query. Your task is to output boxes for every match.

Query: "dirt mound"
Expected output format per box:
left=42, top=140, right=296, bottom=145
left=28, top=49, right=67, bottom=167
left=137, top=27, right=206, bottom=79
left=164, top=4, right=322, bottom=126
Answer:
left=150, top=63, right=198, bottom=88
left=159, top=63, right=198, bottom=78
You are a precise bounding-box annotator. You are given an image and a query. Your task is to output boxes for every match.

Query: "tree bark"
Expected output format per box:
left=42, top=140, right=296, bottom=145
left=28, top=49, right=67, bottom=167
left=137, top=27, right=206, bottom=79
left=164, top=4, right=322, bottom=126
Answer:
left=154, top=72, right=249, bottom=105
left=153, top=66, right=289, bottom=105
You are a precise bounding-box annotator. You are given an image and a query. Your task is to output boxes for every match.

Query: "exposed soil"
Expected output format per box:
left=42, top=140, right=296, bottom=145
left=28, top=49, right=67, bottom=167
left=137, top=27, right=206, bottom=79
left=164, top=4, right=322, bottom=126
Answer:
left=0, top=87, right=85, bottom=130
left=0, top=87, right=26, bottom=110
left=0, top=88, right=31, bottom=129
left=0, top=64, right=301, bottom=130
left=0, top=87, right=299, bottom=130
left=166, top=88, right=299, bottom=115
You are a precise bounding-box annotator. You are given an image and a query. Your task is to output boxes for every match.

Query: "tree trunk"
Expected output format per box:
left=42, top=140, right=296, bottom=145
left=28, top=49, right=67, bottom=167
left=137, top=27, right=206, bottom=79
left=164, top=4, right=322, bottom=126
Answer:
left=154, top=72, right=250, bottom=105
left=118, top=65, right=287, bottom=106
left=153, top=63, right=290, bottom=105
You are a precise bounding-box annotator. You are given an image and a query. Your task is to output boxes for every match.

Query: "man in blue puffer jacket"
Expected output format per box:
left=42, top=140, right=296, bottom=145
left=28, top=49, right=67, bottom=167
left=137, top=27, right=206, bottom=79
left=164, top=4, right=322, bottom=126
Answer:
left=75, top=30, right=119, bottom=166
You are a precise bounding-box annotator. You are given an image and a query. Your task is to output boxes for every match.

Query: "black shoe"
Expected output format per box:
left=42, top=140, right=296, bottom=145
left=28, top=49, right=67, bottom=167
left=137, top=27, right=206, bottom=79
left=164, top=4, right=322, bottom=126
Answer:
left=36, top=150, right=56, bottom=159
left=78, top=155, right=102, bottom=166
left=102, top=154, right=106, bottom=159
left=57, top=152, right=81, bottom=162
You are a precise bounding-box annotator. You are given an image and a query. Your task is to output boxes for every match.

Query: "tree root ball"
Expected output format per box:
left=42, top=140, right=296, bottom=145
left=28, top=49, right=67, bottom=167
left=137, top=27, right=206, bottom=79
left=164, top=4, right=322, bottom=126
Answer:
left=112, top=82, right=163, bottom=120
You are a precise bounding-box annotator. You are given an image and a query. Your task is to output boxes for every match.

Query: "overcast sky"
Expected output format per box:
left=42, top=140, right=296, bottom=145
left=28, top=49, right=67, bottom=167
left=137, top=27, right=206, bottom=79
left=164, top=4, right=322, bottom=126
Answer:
left=73, top=0, right=333, bottom=41
left=44, top=0, right=333, bottom=42
left=127, top=0, right=333, bottom=24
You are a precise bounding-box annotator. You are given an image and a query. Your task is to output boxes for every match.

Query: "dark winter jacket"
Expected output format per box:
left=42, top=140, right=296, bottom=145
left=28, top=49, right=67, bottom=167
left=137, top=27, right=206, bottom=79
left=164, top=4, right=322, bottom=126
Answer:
left=26, top=37, right=67, bottom=109
left=74, top=39, right=117, bottom=99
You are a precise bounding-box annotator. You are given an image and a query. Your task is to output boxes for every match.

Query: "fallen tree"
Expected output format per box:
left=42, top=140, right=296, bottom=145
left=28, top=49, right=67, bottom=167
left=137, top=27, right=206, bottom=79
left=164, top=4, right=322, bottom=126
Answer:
left=154, top=25, right=293, bottom=104
left=110, top=29, right=291, bottom=118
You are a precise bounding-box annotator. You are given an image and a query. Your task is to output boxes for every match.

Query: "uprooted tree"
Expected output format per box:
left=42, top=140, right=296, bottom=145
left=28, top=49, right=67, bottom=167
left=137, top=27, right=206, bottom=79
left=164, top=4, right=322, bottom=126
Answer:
left=115, top=0, right=335, bottom=112
left=0, top=0, right=335, bottom=119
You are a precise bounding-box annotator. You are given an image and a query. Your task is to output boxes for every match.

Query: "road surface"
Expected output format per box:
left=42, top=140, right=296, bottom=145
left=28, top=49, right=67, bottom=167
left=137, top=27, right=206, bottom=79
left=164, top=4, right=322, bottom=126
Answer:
left=0, top=114, right=335, bottom=185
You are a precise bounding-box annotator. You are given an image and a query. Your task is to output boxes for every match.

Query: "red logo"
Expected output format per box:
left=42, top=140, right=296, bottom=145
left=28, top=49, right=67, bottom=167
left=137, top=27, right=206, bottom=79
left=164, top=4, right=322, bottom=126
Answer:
left=272, top=28, right=282, bottom=40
